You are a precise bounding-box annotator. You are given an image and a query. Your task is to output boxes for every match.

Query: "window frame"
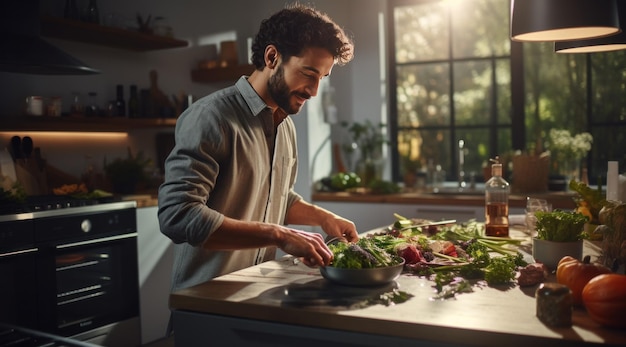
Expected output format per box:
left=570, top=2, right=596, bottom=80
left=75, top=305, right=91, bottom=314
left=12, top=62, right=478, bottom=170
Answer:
left=387, top=0, right=626, bottom=185
left=387, top=0, right=519, bottom=183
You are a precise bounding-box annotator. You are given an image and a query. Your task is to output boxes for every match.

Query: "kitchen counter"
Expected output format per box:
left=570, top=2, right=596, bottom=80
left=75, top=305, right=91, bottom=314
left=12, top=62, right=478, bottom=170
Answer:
left=312, top=190, right=577, bottom=209
left=169, top=228, right=624, bottom=347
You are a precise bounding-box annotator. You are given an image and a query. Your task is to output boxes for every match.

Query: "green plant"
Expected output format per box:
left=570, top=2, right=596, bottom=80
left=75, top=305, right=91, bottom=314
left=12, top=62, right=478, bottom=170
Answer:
left=104, top=148, right=152, bottom=194
left=535, top=210, right=589, bottom=242
left=341, top=119, right=387, bottom=160
left=547, top=129, right=593, bottom=162
left=0, top=177, right=26, bottom=204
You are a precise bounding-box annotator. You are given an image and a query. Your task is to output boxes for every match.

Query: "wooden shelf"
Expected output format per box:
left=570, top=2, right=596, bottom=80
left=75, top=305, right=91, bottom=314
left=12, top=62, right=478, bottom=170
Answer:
left=191, top=64, right=255, bottom=83
left=0, top=116, right=177, bottom=132
left=40, top=16, right=188, bottom=51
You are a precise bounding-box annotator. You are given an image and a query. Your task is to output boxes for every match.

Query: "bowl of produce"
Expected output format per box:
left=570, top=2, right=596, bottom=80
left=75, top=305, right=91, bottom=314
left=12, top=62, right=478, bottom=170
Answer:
left=321, top=238, right=405, bottom=286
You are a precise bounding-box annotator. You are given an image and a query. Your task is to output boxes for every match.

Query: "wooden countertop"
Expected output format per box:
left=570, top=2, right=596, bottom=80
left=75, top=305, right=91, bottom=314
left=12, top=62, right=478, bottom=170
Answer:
left=169, top=229, right=624, bottom=346
left=312, top=190, right=577, bottom=209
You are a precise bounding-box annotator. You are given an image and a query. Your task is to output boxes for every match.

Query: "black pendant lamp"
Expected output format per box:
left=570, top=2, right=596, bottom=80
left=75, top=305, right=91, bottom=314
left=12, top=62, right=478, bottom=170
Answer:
left=555, top=1, right=626, bottom=53
left=511, top=0, right=620, bottom=42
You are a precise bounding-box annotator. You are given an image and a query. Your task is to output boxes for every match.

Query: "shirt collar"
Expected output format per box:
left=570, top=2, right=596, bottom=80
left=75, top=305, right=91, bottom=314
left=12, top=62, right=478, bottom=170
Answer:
left=236, top=76, right=270, bottom=117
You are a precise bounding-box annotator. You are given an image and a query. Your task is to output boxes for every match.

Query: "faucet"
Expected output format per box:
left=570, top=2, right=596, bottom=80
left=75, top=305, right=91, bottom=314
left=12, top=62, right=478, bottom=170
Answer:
left=458, top=140, right=466, bottom=189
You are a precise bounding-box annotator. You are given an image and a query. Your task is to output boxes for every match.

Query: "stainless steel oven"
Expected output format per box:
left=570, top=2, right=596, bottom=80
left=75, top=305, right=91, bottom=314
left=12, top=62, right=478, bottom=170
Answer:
left=0, top=199, right=140, bottom=346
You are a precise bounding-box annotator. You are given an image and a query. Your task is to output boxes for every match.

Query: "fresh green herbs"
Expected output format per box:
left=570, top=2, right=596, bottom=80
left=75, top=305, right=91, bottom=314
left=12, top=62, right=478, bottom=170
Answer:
left=383, top=216, right=528, bottom=298
left=328, top=238, right=401, bottom=269
left=431, top=241, right=527, bottom=286
left=535, top=210, right=589, bottom=242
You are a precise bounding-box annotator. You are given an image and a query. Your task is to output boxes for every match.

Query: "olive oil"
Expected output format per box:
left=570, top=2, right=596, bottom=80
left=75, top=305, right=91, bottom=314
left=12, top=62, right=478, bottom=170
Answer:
left=485, top=157, right=510, bottom=237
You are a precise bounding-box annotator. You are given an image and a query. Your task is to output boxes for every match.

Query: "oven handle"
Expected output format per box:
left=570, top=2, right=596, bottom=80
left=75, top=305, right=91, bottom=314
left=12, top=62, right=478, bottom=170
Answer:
left=57, top=232, right=138, bottom=249
left=0, top=247, right=38, bottom=258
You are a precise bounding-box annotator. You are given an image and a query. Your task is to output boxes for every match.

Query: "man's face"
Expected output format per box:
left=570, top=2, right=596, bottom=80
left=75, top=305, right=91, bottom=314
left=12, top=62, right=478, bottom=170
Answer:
left=268, top=47, right=335, bottom=115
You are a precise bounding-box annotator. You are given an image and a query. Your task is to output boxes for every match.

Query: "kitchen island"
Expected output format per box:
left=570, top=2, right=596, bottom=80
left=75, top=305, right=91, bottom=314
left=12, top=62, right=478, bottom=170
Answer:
left=169, top=228, right=624, bottom=347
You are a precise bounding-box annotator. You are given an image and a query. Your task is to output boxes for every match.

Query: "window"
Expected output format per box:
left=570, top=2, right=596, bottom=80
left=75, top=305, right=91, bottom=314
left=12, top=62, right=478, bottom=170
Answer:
left=388, top=0, right=626, bottom=185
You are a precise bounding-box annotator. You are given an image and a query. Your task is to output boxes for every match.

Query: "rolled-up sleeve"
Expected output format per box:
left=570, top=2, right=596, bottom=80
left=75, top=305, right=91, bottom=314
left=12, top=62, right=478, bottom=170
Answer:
left=157, top=103, right=226, bottom=246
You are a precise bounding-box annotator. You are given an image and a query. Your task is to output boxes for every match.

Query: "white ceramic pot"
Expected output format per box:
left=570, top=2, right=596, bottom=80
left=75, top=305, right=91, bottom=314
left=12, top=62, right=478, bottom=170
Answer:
left=532, top=239, right=583, bottom=272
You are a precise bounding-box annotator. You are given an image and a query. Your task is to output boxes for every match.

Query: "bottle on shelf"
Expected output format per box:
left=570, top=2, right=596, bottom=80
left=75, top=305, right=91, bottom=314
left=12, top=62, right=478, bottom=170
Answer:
left=85, top=92, right=99, bottom=117
left=115, top=85, right=126, bottom=117
left=128, top=85, right=139, bottom=118
left=485, top=156, right=510, bottom=237
left=70, top=92, right=83, bottom=116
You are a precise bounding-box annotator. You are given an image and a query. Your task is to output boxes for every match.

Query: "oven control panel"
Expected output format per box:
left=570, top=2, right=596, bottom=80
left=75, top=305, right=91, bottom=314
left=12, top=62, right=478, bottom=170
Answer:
left=34, top=207, right=136, bottom=244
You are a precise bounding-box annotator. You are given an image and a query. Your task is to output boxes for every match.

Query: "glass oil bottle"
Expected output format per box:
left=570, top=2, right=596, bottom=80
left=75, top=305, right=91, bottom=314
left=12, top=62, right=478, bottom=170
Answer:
left=485, top=156, right=510, bottom=237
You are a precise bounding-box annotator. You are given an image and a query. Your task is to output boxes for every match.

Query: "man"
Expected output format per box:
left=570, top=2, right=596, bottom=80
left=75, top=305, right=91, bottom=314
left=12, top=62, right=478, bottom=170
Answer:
left=158, top=3, right=358, bottom=295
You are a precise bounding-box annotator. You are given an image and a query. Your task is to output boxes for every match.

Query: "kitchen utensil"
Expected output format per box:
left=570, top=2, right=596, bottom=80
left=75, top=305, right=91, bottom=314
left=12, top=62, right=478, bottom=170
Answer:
left=320, top=259, right=405, bottom=287
left=21, top=136, right=33, bottom=161
left=10, top=136, right=22, bottom=160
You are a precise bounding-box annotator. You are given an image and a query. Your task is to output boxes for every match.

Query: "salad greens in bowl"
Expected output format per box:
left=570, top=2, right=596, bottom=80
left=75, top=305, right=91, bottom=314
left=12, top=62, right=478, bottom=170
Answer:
left=321, top=238, right=405, bottom=286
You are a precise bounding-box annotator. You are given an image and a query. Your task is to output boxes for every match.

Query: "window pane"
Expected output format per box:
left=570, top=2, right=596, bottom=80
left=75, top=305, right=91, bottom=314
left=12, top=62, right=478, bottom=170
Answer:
left=396, top=63, right=450, bottom=127
left=451, top=0, right=510, bottom=58
left=394, top=1, right=448, bottom=63
left=591, top=51, right=626, bottom=123
left=590, top=126, right=626, bottom=182
left=524, top=42, right=587, bottom=152
left=495, top=59, right=511, bottom=124
left=453, top=60, right=492, bottom=125
left=453, top=59, right=511, bottom=126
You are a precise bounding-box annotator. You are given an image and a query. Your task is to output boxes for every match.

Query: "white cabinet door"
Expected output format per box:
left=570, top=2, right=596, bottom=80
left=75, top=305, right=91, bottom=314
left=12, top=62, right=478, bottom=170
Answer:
left=137, top=206, right=173, bottom=344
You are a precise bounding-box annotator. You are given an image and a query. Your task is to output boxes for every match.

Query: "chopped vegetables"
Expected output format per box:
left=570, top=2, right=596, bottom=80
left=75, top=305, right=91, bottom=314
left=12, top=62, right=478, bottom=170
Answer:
left=366, top=215, right=528, bottom=298
left=328, top=238, right=401, bottom=269
left=327, top=215, right=530, bottom=299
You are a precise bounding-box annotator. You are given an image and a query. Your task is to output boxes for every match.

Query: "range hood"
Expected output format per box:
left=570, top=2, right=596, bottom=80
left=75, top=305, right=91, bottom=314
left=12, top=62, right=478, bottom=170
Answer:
left=0, top=1, right=99, bottom=75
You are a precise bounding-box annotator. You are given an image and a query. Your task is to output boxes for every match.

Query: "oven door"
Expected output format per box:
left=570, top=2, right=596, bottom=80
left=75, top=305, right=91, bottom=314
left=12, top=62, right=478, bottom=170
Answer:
left=0, top=220, right=39, bottom=329
left=37, top=233, right=140, bottom=338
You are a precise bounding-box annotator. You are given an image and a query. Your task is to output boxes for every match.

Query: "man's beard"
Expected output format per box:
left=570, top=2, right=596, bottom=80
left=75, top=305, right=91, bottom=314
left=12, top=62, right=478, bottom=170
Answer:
left=268, top=64, right=308, bottom=115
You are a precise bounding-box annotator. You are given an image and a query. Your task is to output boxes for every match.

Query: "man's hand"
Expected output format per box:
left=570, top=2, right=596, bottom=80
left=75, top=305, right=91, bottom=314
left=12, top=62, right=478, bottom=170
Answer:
left=278, top=228, right=334, bottom=267
left=321, top=214, right=358, bottom=243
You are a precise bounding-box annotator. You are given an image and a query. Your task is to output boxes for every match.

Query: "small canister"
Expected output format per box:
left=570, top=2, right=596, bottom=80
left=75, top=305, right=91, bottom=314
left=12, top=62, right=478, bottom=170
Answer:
left=47, top=97, right=62, bottom=117
left=536, top=283, right=572, bottom=327
left=25, top=96, right=44, bottom=116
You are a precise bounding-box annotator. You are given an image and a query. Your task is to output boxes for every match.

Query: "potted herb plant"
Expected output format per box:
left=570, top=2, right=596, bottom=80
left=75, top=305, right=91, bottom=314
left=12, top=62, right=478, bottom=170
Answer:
left=532, top=209, right=589, bottom=271
left=103, top=148, right=152, bottom=194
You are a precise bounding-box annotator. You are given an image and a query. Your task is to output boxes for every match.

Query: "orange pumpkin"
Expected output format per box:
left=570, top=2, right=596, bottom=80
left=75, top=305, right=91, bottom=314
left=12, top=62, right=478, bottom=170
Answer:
left=582, top=274, right=626, bottom=328
left=556, top=255, right=611, bottom=306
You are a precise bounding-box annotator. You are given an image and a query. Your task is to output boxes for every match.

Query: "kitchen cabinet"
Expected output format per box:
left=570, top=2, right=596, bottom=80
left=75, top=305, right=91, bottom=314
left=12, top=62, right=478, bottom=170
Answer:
left=137, top=206, right=173, bottom=345
left=40, top=16, right=188, bottom=51
left=0, top=116, right=177, bottom=132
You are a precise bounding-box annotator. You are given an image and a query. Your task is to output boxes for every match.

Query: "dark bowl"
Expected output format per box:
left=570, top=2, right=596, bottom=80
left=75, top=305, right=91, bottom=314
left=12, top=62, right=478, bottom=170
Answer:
left=320, top=259, right=405, bottom=287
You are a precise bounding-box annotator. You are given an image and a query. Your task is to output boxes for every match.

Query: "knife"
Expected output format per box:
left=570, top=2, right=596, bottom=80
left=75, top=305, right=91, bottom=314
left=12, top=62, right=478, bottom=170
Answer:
left=10, top=136, right=22, bottom=161
left=21, top=136, right=33, bottom=163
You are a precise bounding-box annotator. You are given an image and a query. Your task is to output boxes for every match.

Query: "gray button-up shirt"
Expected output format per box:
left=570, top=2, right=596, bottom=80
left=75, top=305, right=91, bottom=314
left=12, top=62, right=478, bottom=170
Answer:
left=158, top=76, right=302, bottom=291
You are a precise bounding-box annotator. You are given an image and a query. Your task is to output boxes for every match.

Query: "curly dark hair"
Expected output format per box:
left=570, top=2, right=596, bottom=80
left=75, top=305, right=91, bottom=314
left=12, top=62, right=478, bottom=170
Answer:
left=251, top=3, right=354, bottom=69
